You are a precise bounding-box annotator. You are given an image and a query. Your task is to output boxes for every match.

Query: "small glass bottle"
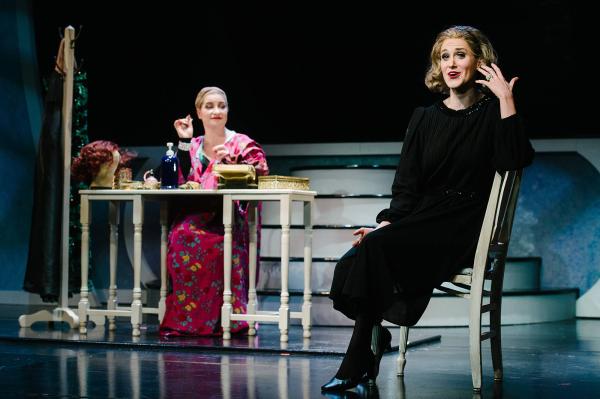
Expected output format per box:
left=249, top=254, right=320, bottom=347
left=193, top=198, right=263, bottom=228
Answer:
left=160, top=142, right=179, bottom=189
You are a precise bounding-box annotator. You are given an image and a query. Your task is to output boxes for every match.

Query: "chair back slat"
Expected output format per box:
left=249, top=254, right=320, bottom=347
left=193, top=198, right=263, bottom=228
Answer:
left=470, top=170, right=522, bottom=281
left=491, top=171, right=522, bottom=250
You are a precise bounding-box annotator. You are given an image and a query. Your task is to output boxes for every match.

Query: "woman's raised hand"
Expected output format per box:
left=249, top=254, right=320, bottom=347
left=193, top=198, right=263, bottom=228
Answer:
left=173, top=115, right=194, bottom=139
left=476, top=63, right=518, bottom=118
left=476, top=63, right=518, bottom=100
left=212, top=144, right=230, bottom=163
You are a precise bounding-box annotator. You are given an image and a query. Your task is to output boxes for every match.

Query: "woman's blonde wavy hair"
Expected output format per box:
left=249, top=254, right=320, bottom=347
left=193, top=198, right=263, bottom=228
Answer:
left=194, top=86, right=228, bottom=109
left=425, top=26, right=497, bottom=94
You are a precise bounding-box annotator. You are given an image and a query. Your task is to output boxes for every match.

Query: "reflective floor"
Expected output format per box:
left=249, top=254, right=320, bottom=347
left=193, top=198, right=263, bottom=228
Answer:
left=1, top=306, right=600, bottom=398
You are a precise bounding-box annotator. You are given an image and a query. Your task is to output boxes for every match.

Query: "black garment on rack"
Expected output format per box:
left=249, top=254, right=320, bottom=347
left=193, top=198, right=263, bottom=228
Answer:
left=23, top=71, right=65, bottom=302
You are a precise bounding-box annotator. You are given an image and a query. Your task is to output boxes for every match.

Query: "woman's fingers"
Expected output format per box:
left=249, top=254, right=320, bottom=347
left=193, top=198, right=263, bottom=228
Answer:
left=174, top=118, right=188, bottom=129
left=213, top=145, right=227, bottom=154
left=212, top=145, right=229, bottom=161
left=476, top=64, right=519, bottom=98
left=353, top=227, right=371, bottom=236
left=352, top=227, right=374, bottom=246
left=352, top=227, right=365, bottom=236
left=490, top=63, right=506, bottom=81
left=477, top=66, right=496, bottom=81
left=173, top=116, right=194, bottom=138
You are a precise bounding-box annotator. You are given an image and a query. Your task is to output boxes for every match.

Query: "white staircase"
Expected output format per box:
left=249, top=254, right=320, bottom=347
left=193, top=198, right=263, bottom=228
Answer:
left=257, top=165, right=577, bottom=327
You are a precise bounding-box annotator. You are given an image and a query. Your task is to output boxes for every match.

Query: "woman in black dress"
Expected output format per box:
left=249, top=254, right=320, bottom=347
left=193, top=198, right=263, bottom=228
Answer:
left=322, top=25, right=535, bottom=392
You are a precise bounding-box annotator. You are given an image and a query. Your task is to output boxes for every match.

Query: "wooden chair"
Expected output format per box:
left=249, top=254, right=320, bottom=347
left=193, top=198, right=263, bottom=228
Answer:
left=397, top=170, right=523, bottom=392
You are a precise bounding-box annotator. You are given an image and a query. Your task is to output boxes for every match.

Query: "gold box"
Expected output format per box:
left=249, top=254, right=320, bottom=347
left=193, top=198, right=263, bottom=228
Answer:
left=213, top=164, right=257, bottom=189
left=119, top=180, right=143, bottom=190
left=258, top=175, right=310, bottom=190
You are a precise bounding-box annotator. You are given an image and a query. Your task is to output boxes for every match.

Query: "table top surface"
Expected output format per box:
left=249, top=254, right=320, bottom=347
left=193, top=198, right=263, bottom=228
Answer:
left=80, top=188, right=317, bottom=196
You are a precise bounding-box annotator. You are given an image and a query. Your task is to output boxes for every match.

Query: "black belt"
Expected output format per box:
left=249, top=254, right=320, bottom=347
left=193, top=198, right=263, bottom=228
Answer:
left=443, top=188, right=477, bottom=198
left=424, top=189, right=478, bottom=198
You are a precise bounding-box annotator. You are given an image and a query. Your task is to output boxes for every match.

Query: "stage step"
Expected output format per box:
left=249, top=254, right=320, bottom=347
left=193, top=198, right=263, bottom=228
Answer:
left=258, top=257, right=542, bottom=293
left=256, top=163, right=558, bottom=326
left=255, top=287, right=578, bottom=327
left=291, top=165, right=395, bottom=195
left=258, top=257, right=335, bottom=293
left=261, top=195, right=391, bottom=226
left=261, top=226, right=357, bottom=258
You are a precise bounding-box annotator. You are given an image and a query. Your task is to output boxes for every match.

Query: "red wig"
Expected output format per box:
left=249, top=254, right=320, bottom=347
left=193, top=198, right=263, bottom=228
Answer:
left=71, top=140, right=135, bottom=184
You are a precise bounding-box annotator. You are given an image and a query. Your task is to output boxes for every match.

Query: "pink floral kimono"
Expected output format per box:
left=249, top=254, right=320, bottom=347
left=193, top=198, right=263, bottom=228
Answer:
left=159, top=129, right=269, bottom=336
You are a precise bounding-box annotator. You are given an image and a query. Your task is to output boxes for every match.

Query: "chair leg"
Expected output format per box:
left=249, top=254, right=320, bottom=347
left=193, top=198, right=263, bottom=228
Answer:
left=490, top=300, right=503, bottom=381
left=397, top=326, right=409, bottom=376
left=469, top=311, right=482, bottom=391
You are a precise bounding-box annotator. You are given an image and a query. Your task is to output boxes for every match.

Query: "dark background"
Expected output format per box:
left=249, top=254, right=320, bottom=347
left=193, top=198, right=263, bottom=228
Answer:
left=31, top=1, right=595, bottom=145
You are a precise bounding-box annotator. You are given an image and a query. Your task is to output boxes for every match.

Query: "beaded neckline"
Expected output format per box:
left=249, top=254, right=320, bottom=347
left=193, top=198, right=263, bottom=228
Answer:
left=437, top=95, right=492, bottom=117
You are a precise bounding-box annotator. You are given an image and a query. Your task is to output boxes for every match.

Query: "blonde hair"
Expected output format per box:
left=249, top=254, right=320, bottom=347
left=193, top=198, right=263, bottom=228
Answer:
left=425, top=26, right=498, bottom=94
left=194, top=86, right=228, bottom=109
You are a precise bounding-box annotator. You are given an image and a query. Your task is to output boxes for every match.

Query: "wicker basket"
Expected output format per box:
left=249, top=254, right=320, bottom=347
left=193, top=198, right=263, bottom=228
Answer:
left=258, top=175, right=310, bottom=190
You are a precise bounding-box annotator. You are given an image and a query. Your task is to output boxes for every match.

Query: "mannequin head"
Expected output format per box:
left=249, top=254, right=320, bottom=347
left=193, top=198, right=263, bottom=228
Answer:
left=71, top=140, right=135, bottom=187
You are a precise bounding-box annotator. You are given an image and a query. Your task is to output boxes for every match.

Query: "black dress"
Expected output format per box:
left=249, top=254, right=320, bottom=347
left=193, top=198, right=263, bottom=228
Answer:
left=23, top=71, right=64, bottom=302
left=329, top=95, right=535, bottom=326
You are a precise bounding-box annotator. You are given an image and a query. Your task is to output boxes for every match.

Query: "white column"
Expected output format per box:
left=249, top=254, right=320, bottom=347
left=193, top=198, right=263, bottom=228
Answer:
left=107, top=201, right=119, bottom=330
left=78, top=195, right=90, bottom=334
left=131, top=196, right=144, bottom=337
left=221, top=194, right=234, bottom=340
left=247, top=201, right=258, bottom=335
left=159, top=201, right=168, bottom=322
left=279, top=194, right=291, bottom=342
left=302, top=199, right=313, bottom=338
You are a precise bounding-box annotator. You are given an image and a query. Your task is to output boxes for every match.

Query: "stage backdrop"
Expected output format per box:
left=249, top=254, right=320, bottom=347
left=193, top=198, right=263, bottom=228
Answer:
left=1, top=0, right=599, bottom=319
left=0, top=0, right=41, bottom=296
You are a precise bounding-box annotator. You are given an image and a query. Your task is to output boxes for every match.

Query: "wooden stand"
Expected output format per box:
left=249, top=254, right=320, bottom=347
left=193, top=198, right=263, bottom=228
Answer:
left=19, top=26, right=82, bottom=329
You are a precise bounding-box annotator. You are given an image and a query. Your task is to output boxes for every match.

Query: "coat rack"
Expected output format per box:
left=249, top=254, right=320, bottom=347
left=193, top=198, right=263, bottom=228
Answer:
left=19, top=26, right=80, bottom=328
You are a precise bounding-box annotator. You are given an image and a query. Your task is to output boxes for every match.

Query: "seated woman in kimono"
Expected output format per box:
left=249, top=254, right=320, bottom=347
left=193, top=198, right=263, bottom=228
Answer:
left=157, top=86, right=269, bottom=336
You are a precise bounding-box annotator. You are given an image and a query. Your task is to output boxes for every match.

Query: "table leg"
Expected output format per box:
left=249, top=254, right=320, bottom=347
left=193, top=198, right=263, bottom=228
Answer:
left=131, top=197, right=143, bottom=337
left=247, top=202, right=258, bottom=335
left=78, top=195, right=90, bottom=334
left=107, top=201, right=119, bottom=330
left=279, top=195, right=291, bottom=343
left=221, top=195, right=233, bottom=340
left=159, top=201, right=168, bottom=323
left=302, top=200, right=313, bottom=338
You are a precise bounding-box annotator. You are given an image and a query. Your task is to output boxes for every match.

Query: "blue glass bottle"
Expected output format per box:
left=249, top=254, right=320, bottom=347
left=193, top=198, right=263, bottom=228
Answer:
left=160, top=142, right=179, bottom=189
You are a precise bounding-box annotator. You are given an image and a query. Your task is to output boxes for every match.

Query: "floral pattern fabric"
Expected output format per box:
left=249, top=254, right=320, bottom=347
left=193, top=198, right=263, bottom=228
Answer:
left=159, top=132, right=268, bottom=336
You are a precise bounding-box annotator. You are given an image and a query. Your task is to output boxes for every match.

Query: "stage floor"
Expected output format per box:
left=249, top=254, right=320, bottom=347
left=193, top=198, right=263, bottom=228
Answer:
left=4, top=317, right=440, bottom=357
left=1, top=305, right=600, bottom=398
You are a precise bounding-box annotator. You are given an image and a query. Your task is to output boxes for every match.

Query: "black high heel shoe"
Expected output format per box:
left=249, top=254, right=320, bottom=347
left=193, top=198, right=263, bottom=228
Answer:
left=321, top=383, right=379, bottom=398
left=368, top=325, right=392, bottom=384
left=320, top=373, right=369, bottom=392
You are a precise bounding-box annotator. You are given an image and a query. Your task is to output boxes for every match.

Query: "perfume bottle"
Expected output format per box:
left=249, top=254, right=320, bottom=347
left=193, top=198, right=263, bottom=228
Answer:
left=160, top=142, right=178, bottom=189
